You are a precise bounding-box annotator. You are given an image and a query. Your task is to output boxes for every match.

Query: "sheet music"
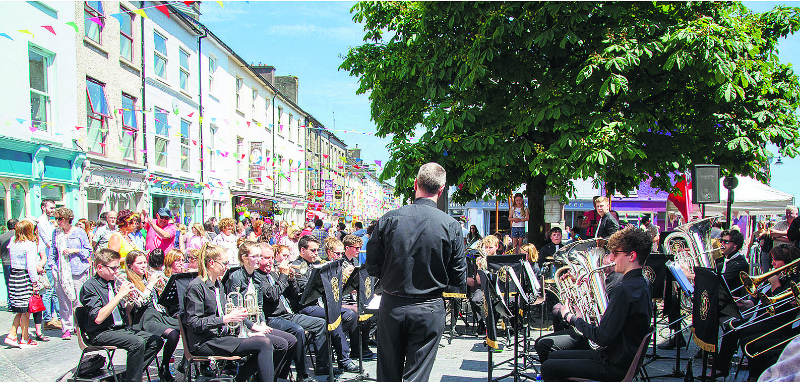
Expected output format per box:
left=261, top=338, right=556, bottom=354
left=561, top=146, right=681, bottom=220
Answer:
left=366, top=295, right=381, bottom=310
left=507, top=268, right=530, bottom=305
left=666, top=261, right=694, bottom=295
left=523, top=261, right=540, bottom=296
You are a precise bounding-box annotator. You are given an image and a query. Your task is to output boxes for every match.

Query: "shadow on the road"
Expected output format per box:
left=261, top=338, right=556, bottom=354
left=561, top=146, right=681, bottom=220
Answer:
left=442, top=375, right=489, bottom=382
left=469, top=342, right=504, bottom=352
left=459, top=359, right=490, bottom=372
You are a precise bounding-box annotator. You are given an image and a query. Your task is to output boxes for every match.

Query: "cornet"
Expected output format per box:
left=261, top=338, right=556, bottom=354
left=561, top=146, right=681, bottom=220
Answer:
left=225, top=292, right=244, bottom=332
left=114, top=274, right=148, bottom=307
left=145, top=268, right=167, bottom=295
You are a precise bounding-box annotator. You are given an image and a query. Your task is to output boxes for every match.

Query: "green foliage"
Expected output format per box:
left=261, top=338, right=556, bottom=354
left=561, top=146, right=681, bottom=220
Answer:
left=341, top=1, right=800, bottom=232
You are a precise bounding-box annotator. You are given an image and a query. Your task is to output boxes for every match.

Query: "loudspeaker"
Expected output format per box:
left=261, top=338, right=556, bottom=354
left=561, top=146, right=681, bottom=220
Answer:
left=691, top=165, right=720, bottom=204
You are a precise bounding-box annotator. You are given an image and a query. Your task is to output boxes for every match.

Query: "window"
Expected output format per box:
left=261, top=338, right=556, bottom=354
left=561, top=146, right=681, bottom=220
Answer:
left=153, top=32, right=167, bottom=79
left=154, top=107, right=168, bottom=167
left=29, top=46, right=52, bottom=132
left=84, top=1, right=103, bottom=43
left=208, top=55, right=217, bottom=94
left=236, top=136, right=244, bottom=182
left=122, top=93, right=137, bottom=129
left=252, top=89, right=258, bottom=118
left=86, top=78, right=110, bottom=154
left=121, top=94, right=137, bottom=161
left=179, top=49, right=190, bottom=91
left=10, top=182, right=27, bottom=220
left=119, top=7, right=134, bottom=61
left=208, top=125, right=217, bottom=172
left=275, top=154, right=283, bottom=190
left=235, top=76, right=243, bottom=110
left=121, top=128, right=135, bottom=161
left=180, top=119, right=190, bottom=171
left=277, top=106, right=283, bottom=135
left=288, top=114, right=293, bottom=142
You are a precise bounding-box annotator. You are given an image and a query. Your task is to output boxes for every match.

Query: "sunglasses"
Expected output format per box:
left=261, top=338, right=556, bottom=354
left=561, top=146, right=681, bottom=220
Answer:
left=333, top=251, right=345, bottom=256
left=719, top=239, right=734, bottom=244
left=307, top=248, right=320, bottom=253
left=101, top=264, right=121, bottom=271
left=346, top=245, right=361, bottom=250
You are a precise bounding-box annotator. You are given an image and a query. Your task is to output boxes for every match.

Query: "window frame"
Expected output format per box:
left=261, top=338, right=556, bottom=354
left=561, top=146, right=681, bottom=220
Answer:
left=86, top=77, right=111, bottom=117
left=252, top=89, right=258, bottom=119
left=154, top=136, right=169, bottom=168
left=119, top=6, right=135, bottom=62
left=154, top=107, right=168, bottom=136
left=235, top=76, right=243, bottom=111
left=208, top=125, right=217, bottom=172
left=84, top=1, right=104, bottom=44
left=121, top=128, right=136, bottom=162
left=179, top=49, right=190, bottom=92
left=28, top=45, right=53, bottom=132
left=121, top=93, right=138, bottom=130
left=180, top=119, right=190, bottom=172
left=153, top=31, right=168, bottom=80
left=208, top=55, right=217, bottom=94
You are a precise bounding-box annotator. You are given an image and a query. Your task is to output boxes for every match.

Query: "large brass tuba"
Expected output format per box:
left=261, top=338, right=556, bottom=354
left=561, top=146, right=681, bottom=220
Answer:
left=663, top=216, right=722, bottom=271
left=553, top=239, right=611, bottom=328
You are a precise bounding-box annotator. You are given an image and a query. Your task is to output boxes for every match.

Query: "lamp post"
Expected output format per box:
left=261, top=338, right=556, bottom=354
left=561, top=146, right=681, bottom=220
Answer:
left=723, top=175, right=738, bottom=229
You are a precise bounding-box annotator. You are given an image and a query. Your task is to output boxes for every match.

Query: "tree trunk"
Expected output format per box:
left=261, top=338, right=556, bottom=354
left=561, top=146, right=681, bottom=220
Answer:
left=526, top=174, right=547, bottom=248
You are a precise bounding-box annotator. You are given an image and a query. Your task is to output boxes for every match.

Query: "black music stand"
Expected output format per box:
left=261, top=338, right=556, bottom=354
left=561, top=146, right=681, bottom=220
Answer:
left=158, top=272, right=198, bottom=317
left=479, top=270, right=513, bottom=382
left=339, top=264, right=377, bottom=382
left=299, top=262, right=341, bottom=382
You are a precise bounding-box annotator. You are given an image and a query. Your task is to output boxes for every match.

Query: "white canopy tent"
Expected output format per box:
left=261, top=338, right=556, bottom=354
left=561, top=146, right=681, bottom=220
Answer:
left=669, top=176, right=795, bottom=217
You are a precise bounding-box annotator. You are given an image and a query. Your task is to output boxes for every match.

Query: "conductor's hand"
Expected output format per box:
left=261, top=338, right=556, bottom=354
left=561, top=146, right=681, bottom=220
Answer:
left=223, top=307, right=248, bottom=324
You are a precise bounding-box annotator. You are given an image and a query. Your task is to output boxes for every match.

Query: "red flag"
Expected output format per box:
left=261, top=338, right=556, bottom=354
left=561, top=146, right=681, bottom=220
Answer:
left=42, top=26, right=56, bottom=35
left=668, top=177, right=693, bottom=222
left=155, top=4, right=169, bottom=17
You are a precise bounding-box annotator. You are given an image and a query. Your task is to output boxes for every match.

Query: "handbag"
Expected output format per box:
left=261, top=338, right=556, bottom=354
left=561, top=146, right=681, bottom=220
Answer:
left=28, top=293, right=45, bottom=313
left=38, top=272, right=52, bottom=290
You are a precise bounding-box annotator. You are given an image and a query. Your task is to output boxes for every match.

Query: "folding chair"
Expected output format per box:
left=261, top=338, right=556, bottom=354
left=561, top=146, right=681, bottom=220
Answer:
left=567, top=329, right=655, bottom=382
left=177, top=317, right=241, bottom=382
left=73, top=306, right=122, bottom=382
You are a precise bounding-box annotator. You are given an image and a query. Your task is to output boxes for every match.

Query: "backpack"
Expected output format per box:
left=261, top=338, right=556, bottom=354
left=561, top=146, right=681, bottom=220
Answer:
left=76, top=354, right=106, bottom=378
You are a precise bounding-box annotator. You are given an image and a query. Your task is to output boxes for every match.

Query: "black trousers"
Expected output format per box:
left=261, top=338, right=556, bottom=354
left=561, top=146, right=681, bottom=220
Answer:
left=535, top=328, right=589, bottom=362
left=300, top=305, right=357, bottom=365
left=541, top=349, right=626, bottom=382
left=343, top=303, right=376, bottom=356
left=91, top=328, right=163, bottom=382
left=268, top=314, right=326, bottom=377
left=377, top=294, right=445, bottom=382
left=263, top=329, right=296, bottom=379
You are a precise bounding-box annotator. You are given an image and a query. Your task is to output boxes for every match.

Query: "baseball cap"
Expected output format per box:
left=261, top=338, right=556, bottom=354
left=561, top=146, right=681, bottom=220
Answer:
left=157, top=208, right=173, bottom=218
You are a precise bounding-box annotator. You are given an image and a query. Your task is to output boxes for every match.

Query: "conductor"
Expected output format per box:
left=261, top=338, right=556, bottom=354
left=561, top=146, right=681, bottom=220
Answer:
left=366, top=162, right=467, bottom=382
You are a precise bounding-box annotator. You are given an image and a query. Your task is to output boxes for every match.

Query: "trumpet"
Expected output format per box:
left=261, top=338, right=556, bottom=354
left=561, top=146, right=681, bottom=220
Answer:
left=288, top=261, right=309, bottom=278
left=243, top=289, right=261, bottom=324
left=145, top=268, right=167, bottom=296
left=225, top=292, right=244, bottom=332
left=114, top=274, right=148, bottom=307
left=741, top=258, right=800, bottom=298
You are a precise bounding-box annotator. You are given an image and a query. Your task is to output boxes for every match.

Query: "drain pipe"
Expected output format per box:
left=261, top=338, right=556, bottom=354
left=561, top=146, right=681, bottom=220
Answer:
left=198, top=27, right=208, bottom=219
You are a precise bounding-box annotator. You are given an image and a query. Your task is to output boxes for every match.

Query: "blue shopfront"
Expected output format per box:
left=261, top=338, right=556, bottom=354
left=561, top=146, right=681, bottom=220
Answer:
left=0, top=137, right=85, bottom=228
left=148, top=176, right=204, bottom=226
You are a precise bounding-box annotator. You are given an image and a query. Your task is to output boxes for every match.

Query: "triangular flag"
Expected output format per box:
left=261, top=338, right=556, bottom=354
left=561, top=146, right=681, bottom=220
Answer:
left=65, top=21, right=78, bottom=33
left=75, top=126, right=84, bottom=130
left=89, top=17, right=103, bottom=28
left=0, top=33, right=12, bottom=41
left=18, top=29, right=34, bottom=38
left=183, top=1, right=195, bottom=5
left=216, top=1, right=224, bottom=7
left=155, top=4, right=170, bottom=17
left=16, top=118, right=25, bottom=124
left=375, top=160, right=382, bottom=166
left=246, top=121, right=251, bottom=127
left=188, top=112, right=194, bottom=117
left=132, top=9, right=148, bottom=19
left=110, top=13, right=124, bottom=26
left=42, top=26, right=56, bottom=35
left=199, top=116, right=204, bottom=124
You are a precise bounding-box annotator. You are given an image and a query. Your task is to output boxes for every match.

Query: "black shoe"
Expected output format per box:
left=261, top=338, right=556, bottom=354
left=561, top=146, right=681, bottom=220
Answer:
left=361, top=351, right=377, bottom=361
left=476, top=321, right=486, bottom=335
left=339, top=361, right=359, bottom=373
left=176, top=359, right=186, bottom=375
left=297, top=375, right=316, bottom=382
left=658, top=335, right=687, bottom=350
left=159, top=366, right=176, bottom=382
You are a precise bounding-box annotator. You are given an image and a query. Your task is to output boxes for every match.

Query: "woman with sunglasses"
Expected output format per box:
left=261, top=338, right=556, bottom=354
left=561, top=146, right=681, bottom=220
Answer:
left=108, top=210, right=142, bottom=267
left=52, top=207, right=92, bottom=340
left=184, top=244, right=288, bottom=382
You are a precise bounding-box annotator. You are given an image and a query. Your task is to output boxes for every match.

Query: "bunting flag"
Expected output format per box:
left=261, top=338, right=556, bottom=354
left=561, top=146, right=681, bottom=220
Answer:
left=216, top=1, right=224, bottom=7
left=155, top=4, right=170, bottom=17
left=0, top=33, right=12, bottom=40
left=110, top=13, right=125, bottom=26
left=65, top=21, right=78, bottom=33
left=42, top=25, right=56, bottom=35
left=89, top=17, right=103, bottom=27
left=132, top=9, right=149, bottom=19
left=18, top=29, right=34, bottom=38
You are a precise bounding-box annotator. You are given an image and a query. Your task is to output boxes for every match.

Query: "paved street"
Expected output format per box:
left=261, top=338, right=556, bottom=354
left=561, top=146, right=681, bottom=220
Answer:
left=0, top=289, right=749, bottom=382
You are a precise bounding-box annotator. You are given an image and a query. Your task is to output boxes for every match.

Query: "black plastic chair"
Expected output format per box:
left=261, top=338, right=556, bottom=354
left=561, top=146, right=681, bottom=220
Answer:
left=177, top=317, right=241, bottom=382
left=567, top=329, right=655, bottom=382
left=73, top=306, right=122, bottom=382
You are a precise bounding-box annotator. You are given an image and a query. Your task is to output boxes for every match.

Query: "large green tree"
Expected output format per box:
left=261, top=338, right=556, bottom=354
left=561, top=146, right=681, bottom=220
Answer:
left=341, top=2, right=800, bottom=246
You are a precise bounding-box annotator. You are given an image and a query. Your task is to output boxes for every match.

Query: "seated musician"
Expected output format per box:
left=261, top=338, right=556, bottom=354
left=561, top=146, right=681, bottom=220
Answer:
left=535, top=244, right=622, bottom=361
left=125, top=250, right=180, bottom=382
left=256, top=242, right=326, bottom=380
left=539, top=227, right=563, bottom=269
left=717, top=229, right=750, bottom=301
left=712, top=245, right=800, bottom=379
left=468, top=235, right=500, bottom=334
left=541, top=227, right=652, bottom=382
left=79, top=249, right=163, bottom=382
left=224, top=241, right=301, bottom=381
left=285, top=235, right=360, bottom=373
left=339, top=234, right=378, bottom=361
left=183, top=243, right=290, bottom=382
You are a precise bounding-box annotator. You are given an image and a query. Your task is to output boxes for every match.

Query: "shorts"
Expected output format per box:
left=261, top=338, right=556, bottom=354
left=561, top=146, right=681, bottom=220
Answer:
left=511, top=227, right=526, bottom=238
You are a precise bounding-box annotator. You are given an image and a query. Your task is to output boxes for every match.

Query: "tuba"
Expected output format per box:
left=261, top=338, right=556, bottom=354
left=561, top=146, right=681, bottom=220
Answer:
left=553, top=239, right=612, bottom=349
left=663, top=216, right=722, bottom=271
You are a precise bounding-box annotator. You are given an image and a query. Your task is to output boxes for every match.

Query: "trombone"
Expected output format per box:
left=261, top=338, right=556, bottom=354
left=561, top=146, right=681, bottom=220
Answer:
left=743, top=282, right=800, bottom=358
left=740, top=258, right=800, bottom=298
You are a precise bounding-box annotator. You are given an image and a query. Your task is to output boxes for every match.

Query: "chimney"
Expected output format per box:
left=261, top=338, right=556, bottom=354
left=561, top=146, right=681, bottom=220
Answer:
left=275, top=75, right=299, bottom=104
left=252, top=65, right=276, bottom=85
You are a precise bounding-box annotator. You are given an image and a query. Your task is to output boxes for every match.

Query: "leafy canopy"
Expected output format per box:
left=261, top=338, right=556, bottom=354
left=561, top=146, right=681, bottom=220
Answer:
left=341, top=1, right=800, bottom=205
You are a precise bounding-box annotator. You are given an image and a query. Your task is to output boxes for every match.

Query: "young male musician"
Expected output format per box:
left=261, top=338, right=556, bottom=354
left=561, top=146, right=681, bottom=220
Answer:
left=79, top=249, right=163, bottom=382
left=541, top=227, right=652, bottom=382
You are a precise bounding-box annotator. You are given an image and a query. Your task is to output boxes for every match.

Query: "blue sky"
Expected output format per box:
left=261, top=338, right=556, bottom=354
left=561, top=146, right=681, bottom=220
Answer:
left=201, top=1, right=800, bottom=205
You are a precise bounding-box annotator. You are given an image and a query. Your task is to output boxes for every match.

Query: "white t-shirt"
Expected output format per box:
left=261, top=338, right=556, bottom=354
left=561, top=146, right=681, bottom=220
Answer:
left=511, top=207, right=526, bottom=228
left=212, top=233, right=239, bottom=267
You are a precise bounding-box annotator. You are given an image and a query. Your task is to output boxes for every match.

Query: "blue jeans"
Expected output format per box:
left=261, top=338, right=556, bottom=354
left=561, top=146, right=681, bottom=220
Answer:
left=42, top=266, right=59, bottom=322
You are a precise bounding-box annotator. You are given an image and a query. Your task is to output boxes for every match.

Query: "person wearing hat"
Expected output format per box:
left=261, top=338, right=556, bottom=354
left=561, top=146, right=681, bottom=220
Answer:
left=141, top=208, right=177, bottom=252
left=640, top=215, right=659, bottom=252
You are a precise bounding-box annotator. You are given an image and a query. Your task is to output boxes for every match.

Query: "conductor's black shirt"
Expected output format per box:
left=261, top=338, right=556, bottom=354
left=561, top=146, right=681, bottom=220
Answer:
left=567, top=268, right=652, bottom=368
left=366, top=197, right=466, bottom=298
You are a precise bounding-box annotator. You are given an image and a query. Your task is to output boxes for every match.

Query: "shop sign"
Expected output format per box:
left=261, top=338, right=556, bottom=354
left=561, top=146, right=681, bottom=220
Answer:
left=103, top=174, right=132, bottom=188
left=324, top=180, right=333, bottom=203
left=249, top=142, right=263, bottom=182
left=335, top=190, right=343, bottom=199
left=160, top=183, right=194, bottom=195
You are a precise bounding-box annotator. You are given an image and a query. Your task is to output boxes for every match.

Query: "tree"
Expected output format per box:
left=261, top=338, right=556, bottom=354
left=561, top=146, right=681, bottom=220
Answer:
left=341, top=2, right=800, bottom=246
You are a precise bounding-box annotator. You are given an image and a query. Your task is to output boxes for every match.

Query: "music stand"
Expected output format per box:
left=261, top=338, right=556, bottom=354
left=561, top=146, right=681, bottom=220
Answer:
left=338, top=264, right=375, bottom=382
left=158, top=272, right=198, bottom=317
left=299, top=262, right=341, bottom=382
left=479, top=270, right=513, bottom=382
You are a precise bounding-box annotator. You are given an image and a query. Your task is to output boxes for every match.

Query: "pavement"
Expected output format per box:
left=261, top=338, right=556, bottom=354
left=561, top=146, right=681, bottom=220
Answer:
left=0, top=281, right=749, bottom=382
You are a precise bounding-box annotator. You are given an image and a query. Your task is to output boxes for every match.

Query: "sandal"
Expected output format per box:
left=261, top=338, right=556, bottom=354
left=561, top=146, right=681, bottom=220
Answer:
left=4, top=336, right=20, bottom=348
left=34, top=333, right=50, bottom=342
left=18, top=338, right=38, bottom=348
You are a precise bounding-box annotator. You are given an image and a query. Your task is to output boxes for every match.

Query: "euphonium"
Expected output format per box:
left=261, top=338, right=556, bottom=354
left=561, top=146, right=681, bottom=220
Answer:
left=741, top=257, right=800, bottom=298
left=225, top=292, right=244, bottom=331
left=663, top=216, right=721, bottom=271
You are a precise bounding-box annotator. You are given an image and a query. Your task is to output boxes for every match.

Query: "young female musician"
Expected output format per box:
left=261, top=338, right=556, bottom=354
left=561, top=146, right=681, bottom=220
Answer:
left=125, top=250, right=179, bottom=382
left=183, top=244, right=290, bottom=382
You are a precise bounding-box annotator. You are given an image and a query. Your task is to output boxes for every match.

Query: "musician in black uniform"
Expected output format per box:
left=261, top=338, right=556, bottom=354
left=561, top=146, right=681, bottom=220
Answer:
left=541, top=227, right=652, bottom=382
left=284, top=235, right=360, bottom=373
left=539, top=227, right=563, bottom=269
left=711, top=245, right=800, bottom=379
left=224, top=241, right=300, bottom=380
left=183, top=244, right=290, bottom=382
left=593, top=197, right=619, bottom=239
left=717, top=229, right=750, bottom=300
left=340, top=234, right=378, bottom=360
left=366, top=162, right=467, bottom=382
left=79, top=249, right=163, bottom=382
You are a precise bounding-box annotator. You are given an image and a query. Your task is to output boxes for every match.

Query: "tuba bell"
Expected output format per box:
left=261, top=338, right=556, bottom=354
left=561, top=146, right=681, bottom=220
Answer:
left=663, top=216, right=722, bottom=271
